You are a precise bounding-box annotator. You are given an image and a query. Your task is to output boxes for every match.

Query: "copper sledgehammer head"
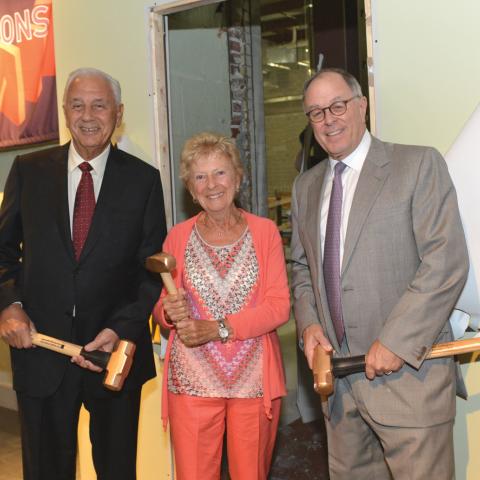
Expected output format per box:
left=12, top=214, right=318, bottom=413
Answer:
left=103, top=340, right=136, bottom=391
left=145, top=252, right=178, bottom=294
left=146, top=252, right=176, bottom=274
left=313, top=347, right=334, bottom=396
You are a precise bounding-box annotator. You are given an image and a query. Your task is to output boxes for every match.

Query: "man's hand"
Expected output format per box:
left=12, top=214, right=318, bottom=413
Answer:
left=72, top=328, right=119, bottom=372
left=303, top=323, right=333, bottom=369
left=0, top=304, right=36, bottom=348
left=365, top=339, right=404, bottom=380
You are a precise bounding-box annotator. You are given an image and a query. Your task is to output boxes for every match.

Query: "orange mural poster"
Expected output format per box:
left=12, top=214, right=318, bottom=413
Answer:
left=0, top=0, right=58, bottom=148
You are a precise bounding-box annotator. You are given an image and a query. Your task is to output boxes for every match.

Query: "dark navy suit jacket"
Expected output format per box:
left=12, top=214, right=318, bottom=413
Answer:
left=0, top=143, right=167, bottom=397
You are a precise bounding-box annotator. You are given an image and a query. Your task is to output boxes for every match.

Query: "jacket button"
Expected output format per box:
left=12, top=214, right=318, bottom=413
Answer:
left=416, top=346, right=427, bottom=361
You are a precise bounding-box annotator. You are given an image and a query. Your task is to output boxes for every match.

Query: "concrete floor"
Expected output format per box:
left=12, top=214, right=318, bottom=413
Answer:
left=0, top=318, right=329, bottom=479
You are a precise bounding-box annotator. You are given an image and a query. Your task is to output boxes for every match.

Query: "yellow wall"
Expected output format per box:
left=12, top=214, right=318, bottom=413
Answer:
left=77, top=352, right=173, bottom=479
left=371, top=0, right=480, bottom=153
left=0, top=190, right=15, bottom=410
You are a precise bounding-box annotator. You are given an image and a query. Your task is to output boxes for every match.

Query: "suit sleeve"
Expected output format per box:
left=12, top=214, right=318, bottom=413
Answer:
left=378, top=148, right=469, bottom=368
left=227, top=222, right=290, bottom=340
left=290, top=177, right=322, bottom=342
left=0, top=157, right=23, bottom=311
left=105, top=171, right=167, bottom=340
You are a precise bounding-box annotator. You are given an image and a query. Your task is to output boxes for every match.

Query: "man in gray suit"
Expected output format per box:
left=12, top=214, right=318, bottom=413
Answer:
left=291, top=68, right=469, bottom=479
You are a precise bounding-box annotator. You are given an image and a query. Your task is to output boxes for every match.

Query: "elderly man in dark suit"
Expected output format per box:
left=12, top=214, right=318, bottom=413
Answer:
left=291, top=68, right=468, bottom=479
left=0, top=68, right=166, bottom=480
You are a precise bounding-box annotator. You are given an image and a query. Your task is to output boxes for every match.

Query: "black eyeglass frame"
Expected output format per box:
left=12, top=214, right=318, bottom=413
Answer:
left=305, top=95, right=360, bottom=123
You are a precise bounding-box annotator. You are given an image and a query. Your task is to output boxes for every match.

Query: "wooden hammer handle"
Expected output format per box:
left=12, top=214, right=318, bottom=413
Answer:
left=32, top=333, right=82, bottom=356
left=31, top=333, right=110, bottom=369
left=427, top=336, right=480, bottom=359
left=160, top=272, right=178, bottom=295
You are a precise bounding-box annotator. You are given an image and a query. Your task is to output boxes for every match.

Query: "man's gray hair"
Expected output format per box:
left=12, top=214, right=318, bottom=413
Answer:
left=63, top=67, right=122, bottom=105
left=303, top=67, right=363, bottom=99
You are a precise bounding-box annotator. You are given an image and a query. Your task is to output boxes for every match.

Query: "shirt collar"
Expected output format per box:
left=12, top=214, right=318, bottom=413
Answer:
left=328, top=130, right=371, bottom=173
left=68, top=143, right=110, bottom=177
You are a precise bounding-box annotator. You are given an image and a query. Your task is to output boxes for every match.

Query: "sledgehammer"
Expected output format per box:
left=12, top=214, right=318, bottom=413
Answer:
left=145, top=252, right=178, bottom=295
left=313, top=336, right=480, bottom=396
left=32, top=333, right=136, bottom=391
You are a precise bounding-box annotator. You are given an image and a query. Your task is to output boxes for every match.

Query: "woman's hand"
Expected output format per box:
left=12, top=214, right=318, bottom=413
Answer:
left=162, top=288, right=189, bottom=325
left=176, top=318, right=220, bottom=347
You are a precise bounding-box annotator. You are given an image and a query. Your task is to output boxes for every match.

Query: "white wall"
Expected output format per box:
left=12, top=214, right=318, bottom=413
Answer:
left=371, top=2, right=480, bottom=478
left=371, top=0, right=480, bottom=153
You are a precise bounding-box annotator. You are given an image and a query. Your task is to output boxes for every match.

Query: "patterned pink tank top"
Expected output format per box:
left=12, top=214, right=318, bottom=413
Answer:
left=168, top=225, right=263, bottom=398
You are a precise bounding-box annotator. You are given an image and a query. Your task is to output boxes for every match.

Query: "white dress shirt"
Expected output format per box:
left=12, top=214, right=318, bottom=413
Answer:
left=320, top=130, right=371, bottom=268
left=67, top=143, right=110, bottom=233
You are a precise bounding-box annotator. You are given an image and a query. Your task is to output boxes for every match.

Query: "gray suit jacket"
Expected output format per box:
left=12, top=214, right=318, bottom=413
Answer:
left=291, top=135, right=469, bottom=428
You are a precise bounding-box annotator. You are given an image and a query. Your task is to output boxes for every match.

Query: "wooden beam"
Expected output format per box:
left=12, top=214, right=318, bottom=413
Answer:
left=263, top=29, right=307, bottom=44
left=260, top=0, right=304, bottom=17
left=261, top=15, right=305, bottom=32
left=152, top=0, right=221, bottom=16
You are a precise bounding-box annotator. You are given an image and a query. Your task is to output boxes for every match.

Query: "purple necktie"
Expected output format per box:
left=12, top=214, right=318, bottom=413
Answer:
left=323, top=161, right=347, bottom=344
left=72, top=162, right=95, bottom=260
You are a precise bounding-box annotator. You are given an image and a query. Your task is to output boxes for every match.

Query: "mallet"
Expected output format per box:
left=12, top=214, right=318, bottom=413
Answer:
left=313, top=336, right=480, bottom=396
left=31, top=333, right=136, bottom=391
left=145, top=252, right=178, bottom=295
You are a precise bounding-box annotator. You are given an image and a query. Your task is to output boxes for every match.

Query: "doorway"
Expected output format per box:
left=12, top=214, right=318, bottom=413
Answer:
left=151, top=0, right=370, bottom=230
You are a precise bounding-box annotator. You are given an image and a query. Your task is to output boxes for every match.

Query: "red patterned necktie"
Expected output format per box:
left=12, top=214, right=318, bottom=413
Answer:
left=72, top=161, right=95, bottom=260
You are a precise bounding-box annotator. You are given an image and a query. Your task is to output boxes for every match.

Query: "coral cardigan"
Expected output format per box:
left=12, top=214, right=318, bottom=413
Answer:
left=153, top=211, right=291, bottom=427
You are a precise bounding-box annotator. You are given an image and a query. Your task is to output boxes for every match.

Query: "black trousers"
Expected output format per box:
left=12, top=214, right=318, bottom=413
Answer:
left=16, top=362, right=141, bottom=480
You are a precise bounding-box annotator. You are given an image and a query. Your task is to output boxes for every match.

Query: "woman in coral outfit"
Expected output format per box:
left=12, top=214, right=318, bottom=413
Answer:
left=153, top=132, right=290, bottom=480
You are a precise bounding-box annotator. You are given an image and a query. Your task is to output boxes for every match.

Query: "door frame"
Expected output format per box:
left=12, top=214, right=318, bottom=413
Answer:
left=149, top=0, right=223, bottom=228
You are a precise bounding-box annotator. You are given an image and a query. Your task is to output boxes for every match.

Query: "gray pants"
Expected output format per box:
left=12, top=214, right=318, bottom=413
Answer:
left=325, top=359, right=454, bottom=479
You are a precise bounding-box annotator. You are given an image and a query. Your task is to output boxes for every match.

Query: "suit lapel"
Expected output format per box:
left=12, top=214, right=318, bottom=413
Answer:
left=53, top=144, right=76, bottom=262
left=78, top=146, right=124, bottom=262
left=306, top=161, right=328, bottom=268
left=342, top=137, right=392, bottom=275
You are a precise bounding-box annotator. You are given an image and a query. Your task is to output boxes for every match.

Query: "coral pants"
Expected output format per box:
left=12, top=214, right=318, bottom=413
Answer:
left=168, top=393, right=281, bottom=480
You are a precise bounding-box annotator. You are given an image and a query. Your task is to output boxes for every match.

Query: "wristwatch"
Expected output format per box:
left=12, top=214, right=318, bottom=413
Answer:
left=218, top=319, right=229, bottom=343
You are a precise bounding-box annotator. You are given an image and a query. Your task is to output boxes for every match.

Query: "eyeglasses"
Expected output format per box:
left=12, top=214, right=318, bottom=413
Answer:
left=305, top=96, right=360, bottom=123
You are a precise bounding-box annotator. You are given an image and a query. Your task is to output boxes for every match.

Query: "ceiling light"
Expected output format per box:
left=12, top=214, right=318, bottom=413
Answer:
left=267, top=62, right=291, bottom=70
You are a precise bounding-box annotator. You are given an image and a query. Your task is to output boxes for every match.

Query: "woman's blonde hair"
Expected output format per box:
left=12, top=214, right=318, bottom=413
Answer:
left=180, top=132, right=244, bottom=188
